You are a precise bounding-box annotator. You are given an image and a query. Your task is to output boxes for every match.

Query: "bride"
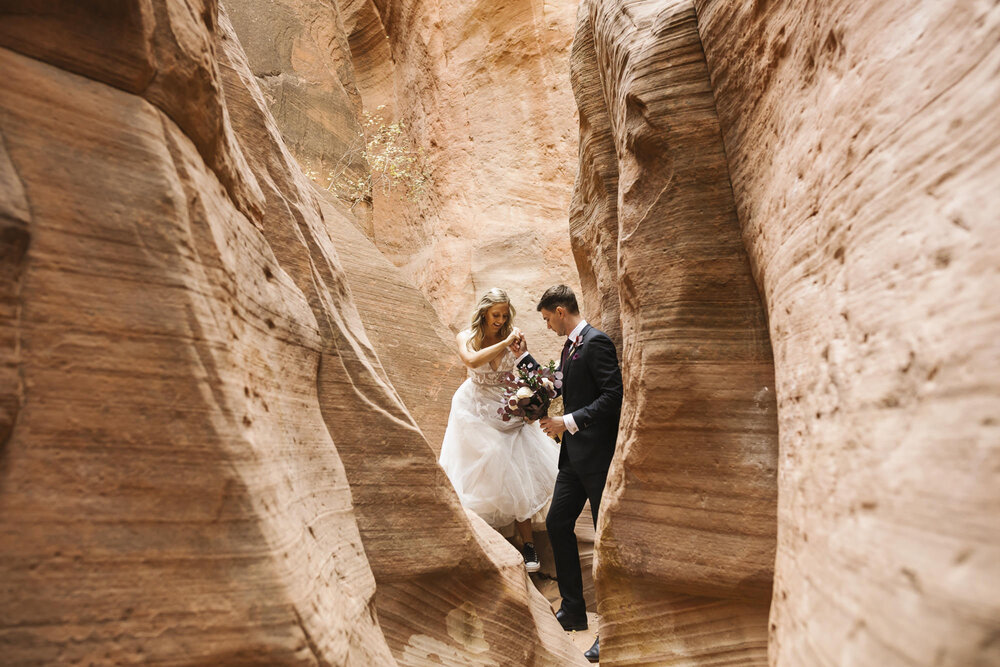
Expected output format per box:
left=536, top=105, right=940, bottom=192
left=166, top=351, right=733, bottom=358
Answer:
left=438, top=288, right=559, bottom=572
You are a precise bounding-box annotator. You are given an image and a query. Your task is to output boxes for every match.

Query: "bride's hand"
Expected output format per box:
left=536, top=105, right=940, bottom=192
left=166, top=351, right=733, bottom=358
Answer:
left=505, top=327, right=522, bottom=345
left=508, top=329, right=526, bottom=355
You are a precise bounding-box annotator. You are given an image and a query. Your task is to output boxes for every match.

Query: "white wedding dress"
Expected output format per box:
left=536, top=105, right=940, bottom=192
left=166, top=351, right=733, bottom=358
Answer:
left=438, top=346, right=559, bottom=527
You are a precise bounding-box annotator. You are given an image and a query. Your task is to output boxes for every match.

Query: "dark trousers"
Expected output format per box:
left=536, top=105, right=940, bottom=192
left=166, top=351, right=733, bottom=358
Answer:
left=545, top=466, right=608, bottom=614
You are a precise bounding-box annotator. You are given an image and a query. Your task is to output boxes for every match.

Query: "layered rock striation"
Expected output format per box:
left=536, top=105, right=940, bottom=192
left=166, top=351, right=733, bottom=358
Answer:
left=0, top=2, right=585, bottom=664
left=695, top=1, right=1000, bottom=664
left=332, top=0, right=585, bottom=367
left=224, top=0, right=370, bottom=227
left=573, top=0, right=1000, bottom=664
left=319, top=194, right=464, bottom=453
left=571, top=1, right=779, bottom=664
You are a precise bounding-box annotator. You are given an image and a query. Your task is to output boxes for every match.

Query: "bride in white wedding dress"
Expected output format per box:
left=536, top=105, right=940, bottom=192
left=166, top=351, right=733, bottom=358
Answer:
left=438, top=288, right=558, bottom=572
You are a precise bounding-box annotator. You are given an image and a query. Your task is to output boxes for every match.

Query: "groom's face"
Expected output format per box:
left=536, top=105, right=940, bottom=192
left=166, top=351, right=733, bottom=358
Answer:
left=540, top=307, right=567, bottom=336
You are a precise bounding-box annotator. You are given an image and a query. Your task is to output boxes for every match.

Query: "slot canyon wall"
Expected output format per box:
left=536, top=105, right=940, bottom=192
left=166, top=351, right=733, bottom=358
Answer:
left=573, top=0, right=1000, bottom=665
left=223, top=0, right=466, bottom=453
left=572, top=1, right=778, bottom=664
left=223, top=0, right=599, bottom=589
left=696, top=1, right=1000, bottom=664
left=239, top=0, right=587, bottom=367
left=2, top=0, right=997, bottom=665
left=0, top=2, right=586, bottom=665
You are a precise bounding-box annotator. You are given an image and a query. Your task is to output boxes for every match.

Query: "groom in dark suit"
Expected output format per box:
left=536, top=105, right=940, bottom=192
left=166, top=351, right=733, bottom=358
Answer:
left=512, top=284, right=622, bottom=663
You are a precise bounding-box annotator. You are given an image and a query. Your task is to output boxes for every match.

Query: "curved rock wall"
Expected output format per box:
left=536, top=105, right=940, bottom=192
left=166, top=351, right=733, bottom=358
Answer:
left=224, top=0, right=371, bottom=232
left=319, top=194, right=464, bottom=452
left=573, top=0, right=1000, bottom=664
left=0, top=6, right=389, bottom=661
left=694, top=1, right=1000, bottom=664
left=334, top=0, right=584, bottom=368
left=572, top=1, right=778, bottom=664
left=0, top=2, right=585, bottom=664
left=224, top=0, right=465, bottom=453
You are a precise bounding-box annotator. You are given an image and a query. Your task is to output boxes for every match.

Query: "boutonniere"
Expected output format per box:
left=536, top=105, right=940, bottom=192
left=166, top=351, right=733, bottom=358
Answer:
left=570, top=334, right=583, bottom=360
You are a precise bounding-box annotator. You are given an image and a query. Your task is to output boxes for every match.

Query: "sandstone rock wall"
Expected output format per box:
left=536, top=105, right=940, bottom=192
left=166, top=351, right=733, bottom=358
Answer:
left=0, top=2, right=586, bottom=664
left=571, top=1, right=779, bottom=664
left=0, top=6, right=389, bottom=661
left=224, top=0, right=371, bottom=230
left=333, top=0, right=585, bottom=368
left=694, top=1, right=1000, bottom=664
left=319, top=194, right=464, bottom=453
left=572, top=0, right=1000, bottom=664
left=227, top=0, right=365, bottom=173
left=224, top=0, right=465, bottom=453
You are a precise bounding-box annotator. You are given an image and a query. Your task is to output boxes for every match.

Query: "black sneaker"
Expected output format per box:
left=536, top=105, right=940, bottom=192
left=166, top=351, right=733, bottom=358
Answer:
left=522, top=542, right=540, bottom=572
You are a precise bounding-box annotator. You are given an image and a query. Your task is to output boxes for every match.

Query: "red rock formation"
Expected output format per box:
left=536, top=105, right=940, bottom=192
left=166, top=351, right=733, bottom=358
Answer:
left=0, top=2, right=586, bottom=664
left=0, top=7, right=390, bottom=662
left=225, top=0, right=370, bottom=223
left=223, top=0, right=466, bottom=453
left=319, top=194, right=464, bottom=452
left=567, top=0, right=622, bottom=349
left=571, top=1, right=779, bottom=664
left=573, top=0, right=1000, bottom=664
left=333, top=0, right=585, bottom=368
left=694, top=1, right=1000, bottom=664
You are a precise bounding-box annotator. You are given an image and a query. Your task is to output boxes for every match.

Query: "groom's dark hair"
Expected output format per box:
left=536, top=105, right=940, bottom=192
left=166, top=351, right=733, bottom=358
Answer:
left=537, top=284, right=580, bottom=314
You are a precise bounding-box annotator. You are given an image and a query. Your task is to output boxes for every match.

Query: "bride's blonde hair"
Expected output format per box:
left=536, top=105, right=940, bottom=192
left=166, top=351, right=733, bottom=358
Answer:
left=468, top=288, right=516, bottom=351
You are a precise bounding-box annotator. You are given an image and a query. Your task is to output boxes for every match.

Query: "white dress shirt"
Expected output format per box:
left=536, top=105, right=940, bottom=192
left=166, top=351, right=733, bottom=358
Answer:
left=561, top=320, right=588, bottom=434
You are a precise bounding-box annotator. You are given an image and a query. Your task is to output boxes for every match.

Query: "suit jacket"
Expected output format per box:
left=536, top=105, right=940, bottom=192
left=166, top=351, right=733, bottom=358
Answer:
left=519, top=324, right=623, bottom=474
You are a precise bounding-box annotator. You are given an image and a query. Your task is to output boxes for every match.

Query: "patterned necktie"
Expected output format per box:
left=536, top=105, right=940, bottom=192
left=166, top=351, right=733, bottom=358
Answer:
left=561, top=338, right=573, bottom=367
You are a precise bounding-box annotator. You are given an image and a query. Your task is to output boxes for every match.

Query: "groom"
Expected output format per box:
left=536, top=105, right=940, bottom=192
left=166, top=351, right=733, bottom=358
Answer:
left=512, top=284, right=622, bottom=663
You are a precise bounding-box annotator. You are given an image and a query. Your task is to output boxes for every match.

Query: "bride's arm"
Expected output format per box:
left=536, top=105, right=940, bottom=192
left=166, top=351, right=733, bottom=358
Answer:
left=456, top=329, right=521, bottom=369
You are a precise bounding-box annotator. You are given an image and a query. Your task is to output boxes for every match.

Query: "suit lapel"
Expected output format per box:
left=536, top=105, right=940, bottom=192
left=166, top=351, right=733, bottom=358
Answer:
left=561, top=324, right=592, bottom=376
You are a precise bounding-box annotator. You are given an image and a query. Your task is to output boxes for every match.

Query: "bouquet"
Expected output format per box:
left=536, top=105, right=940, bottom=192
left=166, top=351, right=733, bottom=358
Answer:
left=497, top=360, right=563, bottom=422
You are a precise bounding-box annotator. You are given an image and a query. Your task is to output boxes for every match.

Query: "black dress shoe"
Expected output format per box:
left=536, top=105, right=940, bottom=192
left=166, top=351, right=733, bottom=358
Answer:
left=584, top=636, right=599, bottom=663
left=555, top=607, right=588, bottom=632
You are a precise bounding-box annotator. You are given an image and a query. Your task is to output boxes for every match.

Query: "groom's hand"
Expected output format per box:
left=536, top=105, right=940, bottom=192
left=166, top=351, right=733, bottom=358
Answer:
left=540, top=416, right=567, bottom=438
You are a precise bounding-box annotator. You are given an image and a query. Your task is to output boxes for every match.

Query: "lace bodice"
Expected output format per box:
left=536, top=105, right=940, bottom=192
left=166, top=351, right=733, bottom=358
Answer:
left=468, top=348, right=515, bottom=387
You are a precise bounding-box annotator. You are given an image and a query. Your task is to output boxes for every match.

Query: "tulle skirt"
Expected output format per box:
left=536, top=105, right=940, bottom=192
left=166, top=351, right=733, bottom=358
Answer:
left=438, top=378, right=559, bottom=527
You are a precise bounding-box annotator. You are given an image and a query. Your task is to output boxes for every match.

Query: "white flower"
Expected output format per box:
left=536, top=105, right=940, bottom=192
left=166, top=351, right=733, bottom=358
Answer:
left=541, top=378, right=554, bottom=392
left=516, top=387, right=534, bottom=400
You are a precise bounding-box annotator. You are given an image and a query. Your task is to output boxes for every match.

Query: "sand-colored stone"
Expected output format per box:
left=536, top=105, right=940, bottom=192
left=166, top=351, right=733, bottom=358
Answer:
left=0, top=32, right=392, bottom=667
left=0, top=2, right=587, bottom=664
left=328, top=0, right=584, bottom=369
left=693, top=1, right=1000, bottom=664
left=318, top=194, right=464, bottom=452
left=225, top=0, right=369, bottom=217
left=572, top=0, right=1000, bottom=663
left=567, top=0, right=622, bottom=350
left=571, top=1, right=779, bottom=664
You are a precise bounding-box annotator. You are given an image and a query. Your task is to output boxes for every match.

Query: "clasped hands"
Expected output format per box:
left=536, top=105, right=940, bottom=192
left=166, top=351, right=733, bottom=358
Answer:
left=507, top=328, right=526, bottom=356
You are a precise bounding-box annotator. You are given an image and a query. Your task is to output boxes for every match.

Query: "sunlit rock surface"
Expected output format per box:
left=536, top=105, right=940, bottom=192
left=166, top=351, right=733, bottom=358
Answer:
left=0, top=3, right=586, bottom=664
left=695, top=0, right=1000, bottom=664
left=573, top=0, right=1000, bottom=664
left=333, top=0, right=584, bottom=368
left=570, top=1, right=778, bottom=664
